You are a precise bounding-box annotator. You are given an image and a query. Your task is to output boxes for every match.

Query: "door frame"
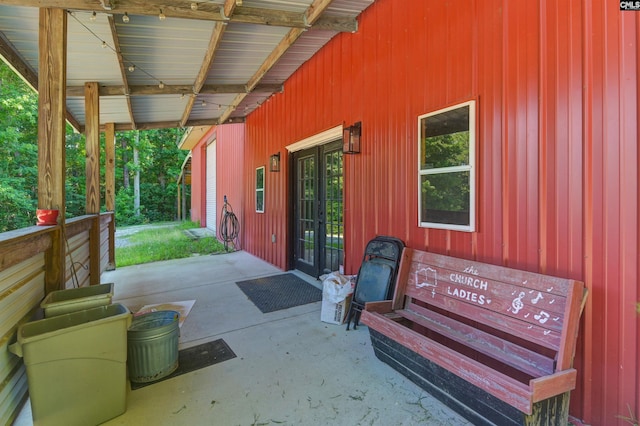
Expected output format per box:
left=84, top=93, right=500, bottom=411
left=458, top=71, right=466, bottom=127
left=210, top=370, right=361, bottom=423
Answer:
left=289, top=141, right=343, bottom=277
left=285, top=125, right=344, bottom=275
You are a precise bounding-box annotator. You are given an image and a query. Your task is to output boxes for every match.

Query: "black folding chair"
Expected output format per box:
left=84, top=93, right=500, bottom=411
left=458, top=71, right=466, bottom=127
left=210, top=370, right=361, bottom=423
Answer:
left=345, top=235, right=404, bottom=330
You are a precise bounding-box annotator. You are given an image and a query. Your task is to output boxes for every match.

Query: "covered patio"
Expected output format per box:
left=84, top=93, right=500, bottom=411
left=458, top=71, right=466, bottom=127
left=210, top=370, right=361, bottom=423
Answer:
left=1, top=1, right=639, bottom=425
left=13, top=251, right=470, bottom=425
left=0, top=2, right=376, bottom=423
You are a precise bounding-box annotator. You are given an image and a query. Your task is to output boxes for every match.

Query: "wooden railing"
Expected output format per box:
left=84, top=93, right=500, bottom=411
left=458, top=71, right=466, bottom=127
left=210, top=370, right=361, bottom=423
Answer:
left=0, top=212, right=114, bottom=425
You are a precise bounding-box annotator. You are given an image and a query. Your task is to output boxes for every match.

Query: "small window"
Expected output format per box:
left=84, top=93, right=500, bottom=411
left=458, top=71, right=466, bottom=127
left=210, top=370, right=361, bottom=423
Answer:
left=256, top=166, right=265, bottom=213
left=418, top=100, right=476, bottom=231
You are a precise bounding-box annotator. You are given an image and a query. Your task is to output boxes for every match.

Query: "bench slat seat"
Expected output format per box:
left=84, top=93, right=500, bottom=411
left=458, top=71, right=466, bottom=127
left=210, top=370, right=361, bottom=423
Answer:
left=396, top=303, right=555, bottom=377
left=361, top=248, right=586, bottom=426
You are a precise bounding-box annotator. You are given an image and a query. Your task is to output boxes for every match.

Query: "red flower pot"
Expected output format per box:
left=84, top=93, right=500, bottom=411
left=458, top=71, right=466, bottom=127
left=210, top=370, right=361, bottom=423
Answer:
left=36, top=209, right=59, bottom=226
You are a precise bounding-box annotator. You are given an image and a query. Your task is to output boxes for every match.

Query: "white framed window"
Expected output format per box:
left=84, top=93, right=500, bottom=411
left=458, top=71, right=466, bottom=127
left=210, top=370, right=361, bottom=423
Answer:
left=418, top=100, right=476, bottom=232
left=256, top=166, right=265, bottom=213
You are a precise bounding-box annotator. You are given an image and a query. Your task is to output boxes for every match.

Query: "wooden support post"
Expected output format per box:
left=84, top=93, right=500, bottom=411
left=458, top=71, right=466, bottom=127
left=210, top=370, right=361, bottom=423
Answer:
left=107, top=213, right=115, bottom=270
left=37, top=8, right=67, bottom=293
left=104, top=124, right=116, bottom=270
left=105, top=123, right=116, bottom=212
left=182, top=179, right=187, bottom=221
left=177, top=180, right=182, bottom=221
left=85, top=82, right=101, bottom=214
left=89, top=215, right=100, bottom=285
left=85, top=82, right=101, bottom=285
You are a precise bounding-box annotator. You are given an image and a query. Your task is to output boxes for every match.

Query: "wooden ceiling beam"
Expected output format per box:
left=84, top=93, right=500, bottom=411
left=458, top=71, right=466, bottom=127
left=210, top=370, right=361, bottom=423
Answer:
left=66, top=83, right=283, bottom=97
left=217, top=0, right=334, bottom=124
left=88, top=116, right=244, bottom=133
left=218, top=27, right=305, bottom=124
left=107, top=15, right=136, bottom=129
left=0, top=33, right=38, bottom=91
left=180, top=2, right=231, bottom=127
left=0, top=31, right=83, bottom=131
left=0, top=1, right=357, bottom=32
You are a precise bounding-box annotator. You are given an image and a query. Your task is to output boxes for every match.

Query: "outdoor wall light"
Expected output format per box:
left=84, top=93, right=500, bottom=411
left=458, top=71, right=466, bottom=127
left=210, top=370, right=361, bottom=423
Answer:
left=343, top=121, right=361, bottom=154
left=269, top=152, right=281, bottom=172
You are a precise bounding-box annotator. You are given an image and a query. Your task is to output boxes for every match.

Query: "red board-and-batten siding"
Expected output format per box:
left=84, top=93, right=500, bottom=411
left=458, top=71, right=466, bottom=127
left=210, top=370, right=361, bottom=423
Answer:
left=189, top=129, right=210, bottom=226
left=192, top=124, right=245, bottom=238
left=240, top=1, right=638, bottom=425
left=216, top=123, right=245, bottom=246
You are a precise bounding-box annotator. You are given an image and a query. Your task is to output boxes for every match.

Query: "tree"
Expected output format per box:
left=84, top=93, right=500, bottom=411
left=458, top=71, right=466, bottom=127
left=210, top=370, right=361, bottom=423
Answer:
left=114, top=128, right=186, bottom=225
left=0, top=62, right=187, bottom=230
left=0, top=62, right=39, bottom=230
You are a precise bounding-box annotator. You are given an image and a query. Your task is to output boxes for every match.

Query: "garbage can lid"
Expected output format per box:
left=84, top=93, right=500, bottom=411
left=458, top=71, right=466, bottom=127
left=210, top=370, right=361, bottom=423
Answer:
left=129, top=310, right=179, bottom=331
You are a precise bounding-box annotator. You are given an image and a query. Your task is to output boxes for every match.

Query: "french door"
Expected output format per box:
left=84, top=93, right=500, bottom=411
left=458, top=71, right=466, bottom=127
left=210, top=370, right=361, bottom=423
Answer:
left=292, top=141, right=344, bottom=278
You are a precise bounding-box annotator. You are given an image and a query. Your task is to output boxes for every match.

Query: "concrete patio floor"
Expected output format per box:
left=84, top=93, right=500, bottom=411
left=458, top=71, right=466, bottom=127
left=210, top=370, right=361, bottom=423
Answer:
left=14, top=251, right=470, bottom=426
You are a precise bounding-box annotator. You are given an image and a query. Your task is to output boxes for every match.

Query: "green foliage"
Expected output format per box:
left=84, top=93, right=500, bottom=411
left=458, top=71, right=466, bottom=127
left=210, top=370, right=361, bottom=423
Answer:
left=65, top=129, right=88, bottom=218
left=421, top=132, right=470, bottom=213
left=140, top=182, right=177, bottom=222
left=0, top=180, right=36, bottom=231
left=115, top=187, right=146, bottom=226
left=0, top=62, right=188, bottom=230
left=0, top=62, right=39, bottom=229
left=115, top=224, right=226, bottom=267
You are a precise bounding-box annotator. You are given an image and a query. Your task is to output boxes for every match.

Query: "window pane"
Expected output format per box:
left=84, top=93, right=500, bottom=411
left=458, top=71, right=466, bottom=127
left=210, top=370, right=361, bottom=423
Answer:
left=420, top=171, right=470, bottom=226
left=420, top=105, right=470, bottom=169
left=256, top=167, right=264, bottom=189
left=256, top=189, right=264, bottom=212
left=256, top=166, right=265, bottom=212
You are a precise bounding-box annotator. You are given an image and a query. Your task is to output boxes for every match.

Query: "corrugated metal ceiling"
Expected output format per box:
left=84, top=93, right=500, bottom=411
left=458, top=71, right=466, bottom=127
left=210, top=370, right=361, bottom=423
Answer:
left=0, top=0, right=374, bottom=132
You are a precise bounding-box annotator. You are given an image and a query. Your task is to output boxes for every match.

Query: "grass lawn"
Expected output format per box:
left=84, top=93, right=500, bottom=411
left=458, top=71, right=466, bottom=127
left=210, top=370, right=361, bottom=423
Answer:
left=116, top=222, right=228, bottom=267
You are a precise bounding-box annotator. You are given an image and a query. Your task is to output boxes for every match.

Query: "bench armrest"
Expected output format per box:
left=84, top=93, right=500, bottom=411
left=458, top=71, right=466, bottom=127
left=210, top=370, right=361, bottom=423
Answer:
left=363, top=300, right=393, bottom=314
left=530, top=369, right=577, bottom=402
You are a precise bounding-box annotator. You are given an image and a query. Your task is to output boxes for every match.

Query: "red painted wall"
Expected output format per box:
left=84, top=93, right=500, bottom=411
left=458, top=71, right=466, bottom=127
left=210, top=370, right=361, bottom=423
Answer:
left=216, top=123, right=245, bottom=247
left=189, top=135, right=208, bottom=226
left=241, top=1, right=639, bottom=424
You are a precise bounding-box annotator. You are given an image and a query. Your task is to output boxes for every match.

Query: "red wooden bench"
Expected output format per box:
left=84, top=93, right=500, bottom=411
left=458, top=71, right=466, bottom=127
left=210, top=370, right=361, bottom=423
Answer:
left=361, top=248, right=587, bottom=426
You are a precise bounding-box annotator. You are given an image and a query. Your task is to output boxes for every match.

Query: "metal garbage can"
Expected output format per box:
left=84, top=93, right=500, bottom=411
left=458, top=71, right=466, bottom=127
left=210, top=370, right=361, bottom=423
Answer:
left=127, top=310, right=180, bottom=383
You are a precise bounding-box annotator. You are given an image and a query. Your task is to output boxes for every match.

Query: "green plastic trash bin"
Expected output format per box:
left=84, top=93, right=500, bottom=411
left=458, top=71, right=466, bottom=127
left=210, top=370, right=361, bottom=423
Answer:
left=10, top=303, right=131, bottom=426
left=40, top=283, right=114, bottom=317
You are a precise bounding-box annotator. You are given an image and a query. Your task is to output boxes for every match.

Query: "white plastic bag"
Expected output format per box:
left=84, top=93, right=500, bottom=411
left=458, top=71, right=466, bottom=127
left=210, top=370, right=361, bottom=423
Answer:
left=321, top=272, right=354, bottom=304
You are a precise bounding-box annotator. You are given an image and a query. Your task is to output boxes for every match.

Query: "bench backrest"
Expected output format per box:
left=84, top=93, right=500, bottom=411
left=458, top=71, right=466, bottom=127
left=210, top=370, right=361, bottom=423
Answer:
left=391, top=248, right=585, bottom=374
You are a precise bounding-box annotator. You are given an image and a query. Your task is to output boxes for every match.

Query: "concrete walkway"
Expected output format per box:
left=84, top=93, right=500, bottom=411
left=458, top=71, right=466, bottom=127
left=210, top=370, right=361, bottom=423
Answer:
left=14, top=251, right=470, bottom=426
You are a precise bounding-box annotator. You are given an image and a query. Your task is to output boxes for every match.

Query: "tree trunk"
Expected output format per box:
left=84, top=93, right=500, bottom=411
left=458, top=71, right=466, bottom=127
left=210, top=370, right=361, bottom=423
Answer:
left=122, top=137, right=129, bottom=189
left=133, top=130, right=140, bottom=216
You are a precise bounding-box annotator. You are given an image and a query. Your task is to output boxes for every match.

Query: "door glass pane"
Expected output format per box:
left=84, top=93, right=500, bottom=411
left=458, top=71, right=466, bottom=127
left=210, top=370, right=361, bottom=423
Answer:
left=297, top=156, right=315, bottom=265
left=323, top=149, right=343, bottom=273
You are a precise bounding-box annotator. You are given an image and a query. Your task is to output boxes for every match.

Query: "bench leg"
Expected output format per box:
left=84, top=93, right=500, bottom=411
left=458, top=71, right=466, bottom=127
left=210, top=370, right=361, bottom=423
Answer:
left=367, top=329, right=573, bottom=426
left=346, top=301, right=364, bottom=331
left=525, top=392, right=571, bottom=426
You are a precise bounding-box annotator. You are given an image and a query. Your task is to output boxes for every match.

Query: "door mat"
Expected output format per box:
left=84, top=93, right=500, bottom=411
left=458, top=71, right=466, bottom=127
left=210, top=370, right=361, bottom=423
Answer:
left=236, top=273, right=322, bottom=313
left=131, top=339, right=236, bottom=390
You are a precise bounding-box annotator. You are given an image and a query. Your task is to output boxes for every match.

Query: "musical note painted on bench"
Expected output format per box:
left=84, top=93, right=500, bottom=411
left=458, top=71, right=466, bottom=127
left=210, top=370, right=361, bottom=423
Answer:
left=531, top=292, right=544, bottom=304
left=534, top=311, right=550, bottom=324
left=509, top=292, right=525, bottom=314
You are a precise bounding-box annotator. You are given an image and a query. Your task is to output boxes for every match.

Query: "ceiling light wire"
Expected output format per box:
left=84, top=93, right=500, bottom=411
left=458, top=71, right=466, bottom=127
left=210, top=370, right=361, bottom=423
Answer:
left=68, top=11, right=176, bottom=96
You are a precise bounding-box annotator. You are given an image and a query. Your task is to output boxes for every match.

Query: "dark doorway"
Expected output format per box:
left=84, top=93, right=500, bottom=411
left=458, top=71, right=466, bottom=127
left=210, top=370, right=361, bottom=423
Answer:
left=292, top=141, right=344, bottom=278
